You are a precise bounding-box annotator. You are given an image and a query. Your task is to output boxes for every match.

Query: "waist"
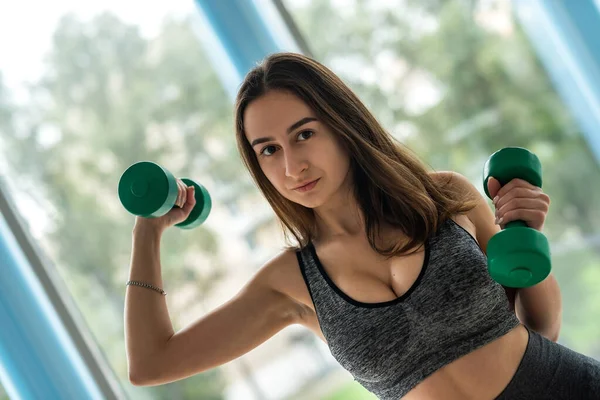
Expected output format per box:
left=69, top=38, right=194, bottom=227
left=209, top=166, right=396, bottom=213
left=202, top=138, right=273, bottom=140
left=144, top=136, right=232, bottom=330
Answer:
left=404, top=323, right=529, bottom=400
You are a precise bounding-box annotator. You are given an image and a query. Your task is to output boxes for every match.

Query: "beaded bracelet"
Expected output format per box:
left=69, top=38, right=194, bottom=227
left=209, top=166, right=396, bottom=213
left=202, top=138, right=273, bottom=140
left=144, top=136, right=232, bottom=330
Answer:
left=126, top=280, right=166, bottom=296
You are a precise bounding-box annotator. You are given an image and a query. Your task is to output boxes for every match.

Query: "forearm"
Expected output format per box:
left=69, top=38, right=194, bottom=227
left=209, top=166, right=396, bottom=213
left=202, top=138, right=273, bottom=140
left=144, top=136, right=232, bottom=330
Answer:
left=515, top=273, right=562, bottom=341
left=125, top=224, right=175, bottom=374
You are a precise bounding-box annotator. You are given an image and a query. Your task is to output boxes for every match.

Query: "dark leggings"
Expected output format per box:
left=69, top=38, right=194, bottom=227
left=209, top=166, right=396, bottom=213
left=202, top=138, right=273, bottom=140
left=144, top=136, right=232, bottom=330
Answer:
left=495, top=325, right=600, bottom=399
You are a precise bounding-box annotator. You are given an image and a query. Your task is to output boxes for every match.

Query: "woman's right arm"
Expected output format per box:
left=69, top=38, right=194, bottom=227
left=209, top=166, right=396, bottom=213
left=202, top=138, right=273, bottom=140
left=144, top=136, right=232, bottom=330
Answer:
left=126, top=240, right=302, bottom=386
left=125, top=180, right=304, bottom=386
left=125, top=183, right=303, bottom=386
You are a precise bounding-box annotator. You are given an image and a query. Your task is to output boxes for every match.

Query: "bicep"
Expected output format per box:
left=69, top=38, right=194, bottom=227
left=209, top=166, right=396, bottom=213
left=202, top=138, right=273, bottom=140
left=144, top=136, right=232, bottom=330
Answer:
left=135, top=265, right=301, bottom=386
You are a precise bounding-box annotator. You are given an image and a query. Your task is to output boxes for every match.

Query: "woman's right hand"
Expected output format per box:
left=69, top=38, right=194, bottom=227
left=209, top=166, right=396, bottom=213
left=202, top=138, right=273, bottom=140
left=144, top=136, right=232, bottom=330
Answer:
left=134, top=179, right=196, bottom=233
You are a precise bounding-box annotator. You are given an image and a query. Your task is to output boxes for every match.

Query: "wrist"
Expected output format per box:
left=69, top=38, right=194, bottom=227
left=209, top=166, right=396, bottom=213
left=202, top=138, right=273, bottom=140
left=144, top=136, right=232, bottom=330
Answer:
left=132, top=219, right=164, bottom=239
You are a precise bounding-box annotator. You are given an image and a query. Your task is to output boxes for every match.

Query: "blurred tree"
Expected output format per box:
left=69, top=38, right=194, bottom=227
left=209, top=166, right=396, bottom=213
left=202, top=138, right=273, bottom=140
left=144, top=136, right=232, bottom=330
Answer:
left=0, top=74, right=12, bottom=133
left=1, top=13, right=235, bottom=400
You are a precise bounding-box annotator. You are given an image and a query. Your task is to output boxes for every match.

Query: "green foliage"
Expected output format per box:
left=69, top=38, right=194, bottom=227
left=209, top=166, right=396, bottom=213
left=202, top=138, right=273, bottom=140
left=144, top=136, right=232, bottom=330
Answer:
left=2, top=12, right=233, bottom=400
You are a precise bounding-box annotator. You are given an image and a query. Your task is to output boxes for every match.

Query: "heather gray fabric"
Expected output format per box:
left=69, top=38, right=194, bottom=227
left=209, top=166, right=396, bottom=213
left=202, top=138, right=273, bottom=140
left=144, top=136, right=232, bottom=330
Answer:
left=494, top=324, right=600, bottom=400
left=296, top=217, right=521, bottom=399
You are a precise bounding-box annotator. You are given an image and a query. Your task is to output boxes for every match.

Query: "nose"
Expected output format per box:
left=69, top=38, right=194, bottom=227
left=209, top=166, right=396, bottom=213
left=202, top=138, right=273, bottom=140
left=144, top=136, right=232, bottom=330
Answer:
left=284, top=150, right=309, bottom=178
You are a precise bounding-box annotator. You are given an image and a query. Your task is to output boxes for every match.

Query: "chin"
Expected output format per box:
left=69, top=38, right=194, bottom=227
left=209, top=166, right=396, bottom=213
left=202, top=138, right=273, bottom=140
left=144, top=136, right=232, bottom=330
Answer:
left=286, top=197, right=319, bottom=209
left=284, top=192, right=325, bottom=209
left=299, top=200, right=322, bottom=209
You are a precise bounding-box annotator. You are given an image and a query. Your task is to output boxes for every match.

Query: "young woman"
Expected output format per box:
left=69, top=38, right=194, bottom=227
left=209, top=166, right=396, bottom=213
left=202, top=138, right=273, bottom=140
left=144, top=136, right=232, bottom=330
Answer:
left=125, top=53, right=600, bottom=399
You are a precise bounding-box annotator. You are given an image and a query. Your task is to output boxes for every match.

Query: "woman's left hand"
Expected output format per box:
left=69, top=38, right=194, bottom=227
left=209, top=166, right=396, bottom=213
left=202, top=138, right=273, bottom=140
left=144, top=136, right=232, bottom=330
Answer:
left=486, top=177, right=551, bottom=232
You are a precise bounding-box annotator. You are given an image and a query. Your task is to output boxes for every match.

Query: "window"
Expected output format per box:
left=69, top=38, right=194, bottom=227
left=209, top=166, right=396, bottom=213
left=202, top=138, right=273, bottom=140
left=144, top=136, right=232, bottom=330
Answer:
left=0, top=385, right=8, bottom=400
left=0, top=2, right=329, bottom=399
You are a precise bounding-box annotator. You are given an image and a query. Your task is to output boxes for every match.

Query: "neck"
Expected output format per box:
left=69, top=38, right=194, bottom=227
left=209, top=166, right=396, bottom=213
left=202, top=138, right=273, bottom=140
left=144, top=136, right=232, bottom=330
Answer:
left=312, top=179, right=365, bottom=240
left=314, top=203, right=364, bottom=239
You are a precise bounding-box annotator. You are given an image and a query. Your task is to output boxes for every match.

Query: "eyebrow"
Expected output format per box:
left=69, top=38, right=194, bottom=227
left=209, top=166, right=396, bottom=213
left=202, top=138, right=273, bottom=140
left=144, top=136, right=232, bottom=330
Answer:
left=250, top=117, right=317, bottom=147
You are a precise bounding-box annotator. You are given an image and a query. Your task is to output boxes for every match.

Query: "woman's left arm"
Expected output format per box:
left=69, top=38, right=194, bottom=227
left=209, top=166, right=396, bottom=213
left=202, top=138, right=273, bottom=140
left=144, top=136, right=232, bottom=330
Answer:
left=513, top=275, right=562, bottom=341
left=441, top=171, right=562, bottom=342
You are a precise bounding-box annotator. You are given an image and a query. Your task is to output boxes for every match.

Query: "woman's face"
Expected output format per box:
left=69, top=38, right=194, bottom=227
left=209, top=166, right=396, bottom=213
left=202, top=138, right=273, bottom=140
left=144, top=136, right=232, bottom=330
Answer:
left=243, top=90, right=352, bottom=209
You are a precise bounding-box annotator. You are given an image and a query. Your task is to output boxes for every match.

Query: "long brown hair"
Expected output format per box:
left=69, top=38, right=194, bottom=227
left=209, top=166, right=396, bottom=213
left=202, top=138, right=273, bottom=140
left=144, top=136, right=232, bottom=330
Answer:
left=235, top=52, right=478, bottom=257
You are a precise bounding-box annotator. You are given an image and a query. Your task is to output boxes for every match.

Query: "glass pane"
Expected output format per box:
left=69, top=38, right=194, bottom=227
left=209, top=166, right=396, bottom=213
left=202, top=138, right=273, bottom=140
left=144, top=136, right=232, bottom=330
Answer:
left=282, top=0, right=600, bottom=397
left=0, top=384, right=8, bottom=400
left=0, top=2, right=335, bottom=400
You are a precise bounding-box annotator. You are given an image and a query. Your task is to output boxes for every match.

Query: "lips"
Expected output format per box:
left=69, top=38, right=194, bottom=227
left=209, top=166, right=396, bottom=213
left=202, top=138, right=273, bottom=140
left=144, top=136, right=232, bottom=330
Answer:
left=293, top=179, right=319, bottom=190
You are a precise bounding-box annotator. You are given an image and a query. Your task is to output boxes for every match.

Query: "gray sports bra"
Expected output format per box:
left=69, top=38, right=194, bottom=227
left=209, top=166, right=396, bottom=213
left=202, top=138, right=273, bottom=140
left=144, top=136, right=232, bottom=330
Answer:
left=296, top=217, right=520, bottom=399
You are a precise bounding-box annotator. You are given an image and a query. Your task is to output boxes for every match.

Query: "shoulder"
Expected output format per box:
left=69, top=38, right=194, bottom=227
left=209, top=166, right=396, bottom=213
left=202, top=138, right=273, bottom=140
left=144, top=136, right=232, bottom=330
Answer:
left=429, top=170, right=471, bottom=192
left=428, top=170, right=477, bottom=201
left=429, top=170, right=454, bottom=182
left=429, top=170, right=499, bottom=252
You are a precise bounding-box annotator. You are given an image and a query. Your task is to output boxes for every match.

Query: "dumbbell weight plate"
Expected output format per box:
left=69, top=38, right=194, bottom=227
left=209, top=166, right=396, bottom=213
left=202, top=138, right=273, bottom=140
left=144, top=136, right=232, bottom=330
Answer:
left=483, top=147, right=542, bottom=200
left=118, top=161, right=178, bottom=218
left=175, top=178, right=212, bottom=229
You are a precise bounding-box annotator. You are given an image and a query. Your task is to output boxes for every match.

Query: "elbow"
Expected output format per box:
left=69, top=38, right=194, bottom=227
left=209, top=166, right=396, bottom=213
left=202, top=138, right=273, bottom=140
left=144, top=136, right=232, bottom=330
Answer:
left=127, top=357, right=150, bottom=386
left=128, top=363, right=161, bottom=387
left=546, top=308, right=563, bottom=343
left=129, top=369, right=149, bottom=387
left=544, top=326, right=561, bottom=343
left=127, top=346, right=168, bottom=386
left=129, top=368, right=162, bottom=387
left=524, top=318, right=561, bottom=343
left=549, top=319, right=562, bottom=343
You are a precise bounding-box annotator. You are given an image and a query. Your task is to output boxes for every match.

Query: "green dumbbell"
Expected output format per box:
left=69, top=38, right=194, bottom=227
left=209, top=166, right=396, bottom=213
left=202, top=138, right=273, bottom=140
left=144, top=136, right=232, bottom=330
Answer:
left=482, top=147, right=551, bottom=288
left=118, top=161, right=211, bottom=229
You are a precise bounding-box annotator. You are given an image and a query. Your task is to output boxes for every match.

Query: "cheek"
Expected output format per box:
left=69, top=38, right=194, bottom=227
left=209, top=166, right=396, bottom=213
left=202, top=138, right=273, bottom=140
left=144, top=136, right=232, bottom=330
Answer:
left=327, top=144, right=351, bottom=173
left=259, top=160, right=284, bottom=188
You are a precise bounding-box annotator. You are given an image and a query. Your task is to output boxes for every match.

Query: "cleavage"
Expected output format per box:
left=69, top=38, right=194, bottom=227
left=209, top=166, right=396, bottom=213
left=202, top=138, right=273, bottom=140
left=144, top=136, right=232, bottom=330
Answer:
left=315, top=237, right=426, bottom=304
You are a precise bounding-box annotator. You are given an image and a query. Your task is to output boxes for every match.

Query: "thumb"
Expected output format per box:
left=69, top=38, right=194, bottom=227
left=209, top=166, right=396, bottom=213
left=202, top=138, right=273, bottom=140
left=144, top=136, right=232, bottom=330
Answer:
left=487, top=176, right=501, bottom=199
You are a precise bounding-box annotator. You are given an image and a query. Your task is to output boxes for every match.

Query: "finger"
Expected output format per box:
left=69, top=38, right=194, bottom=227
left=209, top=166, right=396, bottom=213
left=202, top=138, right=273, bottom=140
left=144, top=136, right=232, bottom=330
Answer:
left=495, top=187, right=540, bottom=210
left=176, top=180, right=186, bottom=208
left=495, top=178, right=540, bottom=200
left=499, top=209, right=545, bottom=229
left=182, top=186, right=196, bottom=214
left=496, top=198, right=549, bottom=219
left=487, top=176, right=502, bottom=200
left=181, top=181, right=189, bottom=208
left=187, top=186, right=196, bottom=206
left=174, top=181, right=182, bottom=208
left=181, top=180, right=191, bottom=207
